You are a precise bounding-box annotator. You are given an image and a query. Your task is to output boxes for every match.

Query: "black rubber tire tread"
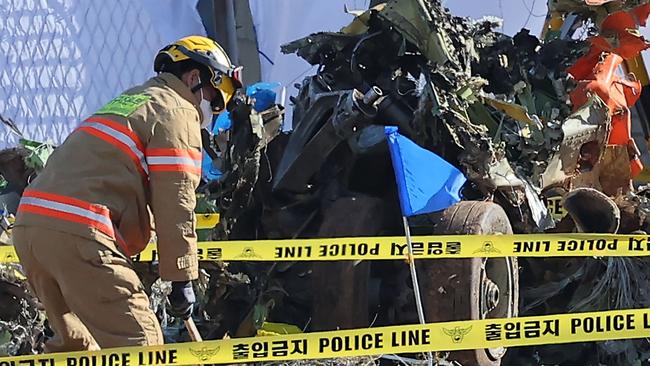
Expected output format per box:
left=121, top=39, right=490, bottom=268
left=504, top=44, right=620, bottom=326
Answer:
left=420, top=201, right=518, bottom=366
left=311, top=196, right=388, bottom=331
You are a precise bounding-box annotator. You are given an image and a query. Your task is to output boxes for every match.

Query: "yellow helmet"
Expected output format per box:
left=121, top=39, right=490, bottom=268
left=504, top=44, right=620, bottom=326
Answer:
left=154, top=35, right=243, bottom=108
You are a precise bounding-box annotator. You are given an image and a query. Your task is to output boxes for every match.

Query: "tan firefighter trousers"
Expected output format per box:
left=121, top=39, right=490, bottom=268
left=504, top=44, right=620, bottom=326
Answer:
left=12, top=226, right=163, bottom=352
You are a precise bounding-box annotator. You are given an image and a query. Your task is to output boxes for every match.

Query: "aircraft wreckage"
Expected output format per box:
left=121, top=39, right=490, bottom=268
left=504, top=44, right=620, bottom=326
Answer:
left=3, top=0, right=650, bottom=365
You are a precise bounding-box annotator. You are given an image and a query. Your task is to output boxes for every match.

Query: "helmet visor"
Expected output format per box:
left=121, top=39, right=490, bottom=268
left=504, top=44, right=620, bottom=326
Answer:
left=230, top=66, right=243, bottom=88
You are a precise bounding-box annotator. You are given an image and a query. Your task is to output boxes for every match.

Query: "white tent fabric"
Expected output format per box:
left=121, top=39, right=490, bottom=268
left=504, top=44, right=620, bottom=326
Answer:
left=249, top=0, right=368, bottom=126
left=0, top=0, right=206, bottom=147
left=142, top=0, right=207, bottom=47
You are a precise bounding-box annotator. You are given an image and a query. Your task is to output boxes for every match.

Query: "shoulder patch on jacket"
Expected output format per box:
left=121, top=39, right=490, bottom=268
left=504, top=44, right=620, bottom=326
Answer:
left=176, top=254, right=195, bottom=270
left=96, top=94, right=151, bottom=117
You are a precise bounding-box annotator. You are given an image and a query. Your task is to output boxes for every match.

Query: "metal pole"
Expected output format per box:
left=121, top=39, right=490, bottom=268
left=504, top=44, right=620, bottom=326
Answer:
left=402, top=216, right=434, bottom=366
left=184, top=318, right=203, bottom=342
left=184, top=318, right=202, bottom=366
left=224, top=0, right=240, bottom=65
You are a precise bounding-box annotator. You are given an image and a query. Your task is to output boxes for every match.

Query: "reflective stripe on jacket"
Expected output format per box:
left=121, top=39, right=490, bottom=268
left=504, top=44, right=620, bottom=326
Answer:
left=19, top=190, right=115, bottom=238
left=15, top=73, right=203, bottom=281
left=77, top=117, right=149, bottom=178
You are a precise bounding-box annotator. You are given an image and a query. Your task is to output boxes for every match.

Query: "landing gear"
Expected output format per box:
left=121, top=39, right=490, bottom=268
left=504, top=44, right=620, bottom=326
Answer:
left=421, top=201, right=519, bottom=366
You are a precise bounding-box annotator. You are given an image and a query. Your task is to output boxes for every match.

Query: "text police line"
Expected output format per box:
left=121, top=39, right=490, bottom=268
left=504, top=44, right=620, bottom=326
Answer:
left=144, top=234, right=650, bottom=262
left=4, top=309, right=650, bottom=365
left=5, top=234, right=650, bottom=264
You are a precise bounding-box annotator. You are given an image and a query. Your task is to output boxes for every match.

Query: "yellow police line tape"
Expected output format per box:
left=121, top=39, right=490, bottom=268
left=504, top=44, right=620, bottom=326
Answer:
left=2, top=308, right=650, bottom=365
left=0, top=213, right=219, bottom=263
left=3, top=233, right=650, bottom=263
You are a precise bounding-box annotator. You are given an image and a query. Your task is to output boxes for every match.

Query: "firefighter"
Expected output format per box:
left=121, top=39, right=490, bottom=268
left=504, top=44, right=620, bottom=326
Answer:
left=12, top=36, right=242, bottom=352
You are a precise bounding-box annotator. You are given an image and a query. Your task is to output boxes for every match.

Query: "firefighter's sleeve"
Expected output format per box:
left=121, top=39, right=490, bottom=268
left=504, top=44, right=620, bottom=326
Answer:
left=147, top=107, right=202, bottom=281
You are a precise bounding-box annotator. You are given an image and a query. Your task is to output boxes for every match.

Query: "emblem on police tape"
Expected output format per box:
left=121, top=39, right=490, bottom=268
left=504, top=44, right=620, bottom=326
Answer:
left=189, top=346, right=220, bottom=361
left=236, top=247, right=261, bottom=259
left=473, top=241, right=501, bottom=254
left=443, top=326, right=472, bottom=343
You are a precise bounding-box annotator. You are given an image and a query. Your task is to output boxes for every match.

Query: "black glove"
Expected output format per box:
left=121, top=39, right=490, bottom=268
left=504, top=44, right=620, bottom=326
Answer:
left=167, top=281, right=195, bottom=319
left=227, top=95, right=253, bottom=125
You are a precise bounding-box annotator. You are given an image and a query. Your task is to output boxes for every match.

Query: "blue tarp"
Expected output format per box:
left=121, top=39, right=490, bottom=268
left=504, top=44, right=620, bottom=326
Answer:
left=201, top=82, right=281, bottom=182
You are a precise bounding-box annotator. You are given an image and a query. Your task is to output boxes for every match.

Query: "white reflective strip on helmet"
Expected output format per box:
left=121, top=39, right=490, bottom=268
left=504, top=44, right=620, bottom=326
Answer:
left=146, top=156, right=201, bottom=168
left=212, top=44, right=233, bottom=70
left=84, top=122, right=149, bottom=174
left=20, top=197, right=113, bottom=228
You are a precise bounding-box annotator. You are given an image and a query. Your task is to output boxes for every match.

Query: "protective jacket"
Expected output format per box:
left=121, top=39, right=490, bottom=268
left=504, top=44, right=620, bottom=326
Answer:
left=15, top=73, right=202, bottom=281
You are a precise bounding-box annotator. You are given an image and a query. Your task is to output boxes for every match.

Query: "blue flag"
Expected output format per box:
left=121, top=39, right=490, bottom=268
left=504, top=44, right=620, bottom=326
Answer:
left=385, top=126, right=466, bottom=217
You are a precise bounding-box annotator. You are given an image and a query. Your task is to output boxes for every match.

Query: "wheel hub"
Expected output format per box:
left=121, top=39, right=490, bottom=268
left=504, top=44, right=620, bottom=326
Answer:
left=480, top=257, right=517, bottom=361
left=482, top=277, right=500, bottom=313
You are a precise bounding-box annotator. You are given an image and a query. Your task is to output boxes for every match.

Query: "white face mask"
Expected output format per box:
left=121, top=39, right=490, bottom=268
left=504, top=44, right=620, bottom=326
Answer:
left=196, top=77, right=213, bottom=129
